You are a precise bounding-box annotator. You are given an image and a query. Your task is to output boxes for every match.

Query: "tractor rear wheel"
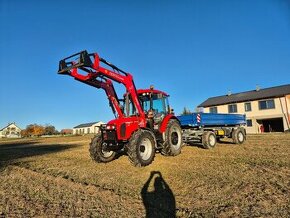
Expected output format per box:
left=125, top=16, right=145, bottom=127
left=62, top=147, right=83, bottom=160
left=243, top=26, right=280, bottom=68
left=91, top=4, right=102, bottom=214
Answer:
left=89, top=134, right=116, bottom=163
left=202, top=131, right=216, bottom=149
left=161, top=119, right=183, bottom=156
left=127, top=129, right=156, bottom=167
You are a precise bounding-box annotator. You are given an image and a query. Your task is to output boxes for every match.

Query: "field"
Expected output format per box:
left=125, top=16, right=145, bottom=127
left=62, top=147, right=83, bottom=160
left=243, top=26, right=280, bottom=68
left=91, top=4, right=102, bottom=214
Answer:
left=0, top=134, right=289, bottom=217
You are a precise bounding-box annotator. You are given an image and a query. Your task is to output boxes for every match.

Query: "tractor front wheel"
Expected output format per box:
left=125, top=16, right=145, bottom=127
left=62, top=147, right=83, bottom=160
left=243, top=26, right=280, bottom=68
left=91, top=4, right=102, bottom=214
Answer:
left=89, top=134, right=116, bottom=163
left=127, top=129, right=156, bottom=167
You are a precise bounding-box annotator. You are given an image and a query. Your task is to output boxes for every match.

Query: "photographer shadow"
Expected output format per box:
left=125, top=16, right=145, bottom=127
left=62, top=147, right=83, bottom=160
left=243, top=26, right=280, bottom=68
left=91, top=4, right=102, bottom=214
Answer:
left=141, top=171, right=176, bottom=218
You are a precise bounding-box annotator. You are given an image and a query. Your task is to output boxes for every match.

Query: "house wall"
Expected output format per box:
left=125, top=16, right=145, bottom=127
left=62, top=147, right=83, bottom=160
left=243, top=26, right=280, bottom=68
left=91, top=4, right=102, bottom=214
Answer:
left=73, top=122, right=103, bottom=135
left=0, top=123, right=21, bottom=138
left=286, top=95, right=290, bottom=124
left=204, top=96, right=290, bottom=133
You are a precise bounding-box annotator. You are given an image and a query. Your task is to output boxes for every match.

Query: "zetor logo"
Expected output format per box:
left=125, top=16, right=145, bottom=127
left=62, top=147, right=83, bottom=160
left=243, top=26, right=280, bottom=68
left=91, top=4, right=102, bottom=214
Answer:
left=105, top=70, right=124, bottom=82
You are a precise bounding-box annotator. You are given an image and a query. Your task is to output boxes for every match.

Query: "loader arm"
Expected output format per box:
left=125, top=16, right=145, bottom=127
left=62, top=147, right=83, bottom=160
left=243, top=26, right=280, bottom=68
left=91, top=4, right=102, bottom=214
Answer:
left=58, top=50, right=146, bottom=124
left=75, top=77, right=123, bottom=118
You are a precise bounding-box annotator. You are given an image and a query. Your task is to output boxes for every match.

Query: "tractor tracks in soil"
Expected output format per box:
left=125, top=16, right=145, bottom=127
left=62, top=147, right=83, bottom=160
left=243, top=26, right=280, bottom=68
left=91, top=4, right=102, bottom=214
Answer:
left=8, top=164, right=138, bottom=199
left=1, top=164, right=145, bottom=216
left=1, top=165, right=193, bottom=217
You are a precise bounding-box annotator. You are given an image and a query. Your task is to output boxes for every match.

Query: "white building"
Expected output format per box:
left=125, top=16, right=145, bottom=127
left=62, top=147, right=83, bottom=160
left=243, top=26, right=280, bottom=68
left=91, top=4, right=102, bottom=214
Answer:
left=0, top=123, right=22, bottom=138
left=73, top=121, right=104, bottom=135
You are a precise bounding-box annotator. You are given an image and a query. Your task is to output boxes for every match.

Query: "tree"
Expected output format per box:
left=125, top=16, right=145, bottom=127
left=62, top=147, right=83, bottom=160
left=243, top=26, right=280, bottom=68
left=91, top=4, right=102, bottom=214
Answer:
left=21, top=124, right=45, bottom=137
left=34, top=125, right=45, bottom=136
left=20, top=124, right=59, bottom=137
left=21, top=129, right=29, bottom=137
left=181, top=107, right=191, bottom=115
left=44, top=125, right=56, bottom=135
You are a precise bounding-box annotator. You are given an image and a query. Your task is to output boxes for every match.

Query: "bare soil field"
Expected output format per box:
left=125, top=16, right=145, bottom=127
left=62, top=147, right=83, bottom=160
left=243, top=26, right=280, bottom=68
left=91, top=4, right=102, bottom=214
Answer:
left=0, top=134, right=289, bottom=217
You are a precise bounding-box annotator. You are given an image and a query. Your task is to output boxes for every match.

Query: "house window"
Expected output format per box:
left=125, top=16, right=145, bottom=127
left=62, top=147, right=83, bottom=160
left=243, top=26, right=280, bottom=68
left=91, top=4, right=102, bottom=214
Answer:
left=259, top=99, right=275, bottom=110
left=244, top=102, right=251, bottom=112
left=228, top=104, right=237, bottom=113
left=209, top=107, right=218, bottom=113
left=246, top=119, right=253, bottom=127
left=87, top=128, right=90, bottom=134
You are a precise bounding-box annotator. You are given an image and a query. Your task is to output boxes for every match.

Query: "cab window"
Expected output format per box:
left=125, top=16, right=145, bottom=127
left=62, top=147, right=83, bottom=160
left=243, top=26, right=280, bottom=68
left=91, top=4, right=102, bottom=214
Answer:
left=140, top=93, right=168, bottom=114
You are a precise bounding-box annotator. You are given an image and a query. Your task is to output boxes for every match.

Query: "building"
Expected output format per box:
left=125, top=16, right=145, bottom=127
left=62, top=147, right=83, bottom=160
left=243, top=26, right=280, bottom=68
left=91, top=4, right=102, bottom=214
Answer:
left=198, top=84, right=290, bottom=134
left=60, top=129, right=73, bottom=135
left=73, top=121, right=104, bottom=135
left=0, top=122, right=22, bottom=138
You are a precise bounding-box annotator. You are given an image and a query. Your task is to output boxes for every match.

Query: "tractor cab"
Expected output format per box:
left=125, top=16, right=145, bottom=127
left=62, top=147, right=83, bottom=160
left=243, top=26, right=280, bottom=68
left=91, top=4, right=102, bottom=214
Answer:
left=137, top=88, right=171, bottom=127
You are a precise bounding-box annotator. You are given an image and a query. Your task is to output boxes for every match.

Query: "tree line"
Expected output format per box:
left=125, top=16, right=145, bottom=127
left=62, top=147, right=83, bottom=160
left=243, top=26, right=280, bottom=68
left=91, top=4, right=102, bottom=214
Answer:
left=180, top=107, right=203, bottom=115
left=20, top=107, right=195, bottom=137
left=21, top=124, right=59, bottom=137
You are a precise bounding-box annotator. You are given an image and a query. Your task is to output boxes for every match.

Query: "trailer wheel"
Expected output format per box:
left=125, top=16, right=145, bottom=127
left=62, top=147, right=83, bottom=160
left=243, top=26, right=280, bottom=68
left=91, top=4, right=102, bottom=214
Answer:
left=89, top=134, right=116, bottom=163
left=202, top=131, right=216, bottom=149
left=127, top=129, right=156, bottom=167
left=161, top=119, right=183, bottom=156
left=232, top=128, right=246, bottom=144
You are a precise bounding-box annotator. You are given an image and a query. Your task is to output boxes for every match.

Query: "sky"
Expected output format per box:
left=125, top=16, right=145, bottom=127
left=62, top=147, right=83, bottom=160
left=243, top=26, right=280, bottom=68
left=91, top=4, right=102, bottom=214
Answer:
left=1, top=0, right=290, bottom=130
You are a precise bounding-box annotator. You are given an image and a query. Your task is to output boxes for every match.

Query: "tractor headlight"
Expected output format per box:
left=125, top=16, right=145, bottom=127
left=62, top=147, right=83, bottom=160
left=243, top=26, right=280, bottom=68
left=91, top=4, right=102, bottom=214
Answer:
left=106, top=124, right=116, bottom=130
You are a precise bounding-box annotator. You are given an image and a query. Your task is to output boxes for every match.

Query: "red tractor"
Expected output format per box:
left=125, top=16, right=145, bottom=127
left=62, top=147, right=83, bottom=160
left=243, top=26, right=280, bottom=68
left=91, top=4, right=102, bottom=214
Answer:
left=58, top=50, right=183, bottom=166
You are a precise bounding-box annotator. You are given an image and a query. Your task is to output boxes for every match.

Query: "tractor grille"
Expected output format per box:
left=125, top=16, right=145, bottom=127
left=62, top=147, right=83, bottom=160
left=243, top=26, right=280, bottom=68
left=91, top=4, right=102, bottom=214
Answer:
left=106, top=130, right=116, bottom=141
left=102, top=129, right=117, bottom=142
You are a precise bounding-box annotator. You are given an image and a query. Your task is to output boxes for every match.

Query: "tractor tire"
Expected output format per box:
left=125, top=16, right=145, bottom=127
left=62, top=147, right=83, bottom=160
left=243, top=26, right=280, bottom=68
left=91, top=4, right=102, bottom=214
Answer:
left=89, top=134, right=116, bottom=163
left=202, top=131, right=216, bottom=149
left=161, top=119, right=183, bottom=156
left=127, top=129, right=156, bottom=167
left=232, top=128, right=246, bottom=144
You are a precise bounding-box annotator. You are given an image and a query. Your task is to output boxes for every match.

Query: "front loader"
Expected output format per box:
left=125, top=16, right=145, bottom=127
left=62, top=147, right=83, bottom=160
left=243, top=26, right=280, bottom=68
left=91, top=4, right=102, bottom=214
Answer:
left=58, top=50, right=183, bottom=167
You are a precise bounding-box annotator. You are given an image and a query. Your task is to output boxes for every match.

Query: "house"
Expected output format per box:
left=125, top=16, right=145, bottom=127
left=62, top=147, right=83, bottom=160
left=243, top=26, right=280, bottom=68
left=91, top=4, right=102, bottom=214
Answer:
left=198, top=84, right=290, bottom=134
left=60, top=129, right=73, bottom=135
left=73, top=121, right=104, bottom=135
left=0, top=122, right=22, bottom=138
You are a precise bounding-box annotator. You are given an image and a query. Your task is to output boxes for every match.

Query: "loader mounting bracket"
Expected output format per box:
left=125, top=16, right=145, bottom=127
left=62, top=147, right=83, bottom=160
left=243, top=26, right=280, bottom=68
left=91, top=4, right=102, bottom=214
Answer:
left=58, top=50, right=93, bottom=75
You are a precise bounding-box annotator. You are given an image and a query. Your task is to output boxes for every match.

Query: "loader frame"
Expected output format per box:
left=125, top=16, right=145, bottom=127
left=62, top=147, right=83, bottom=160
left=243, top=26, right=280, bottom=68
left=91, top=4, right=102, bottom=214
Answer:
left=58, top=50, right=176, bottom=144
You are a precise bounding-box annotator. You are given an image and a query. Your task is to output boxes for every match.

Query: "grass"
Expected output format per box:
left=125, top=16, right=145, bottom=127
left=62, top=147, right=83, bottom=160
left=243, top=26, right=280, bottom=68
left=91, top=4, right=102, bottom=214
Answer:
left=0, top=134, right=289, bottom=217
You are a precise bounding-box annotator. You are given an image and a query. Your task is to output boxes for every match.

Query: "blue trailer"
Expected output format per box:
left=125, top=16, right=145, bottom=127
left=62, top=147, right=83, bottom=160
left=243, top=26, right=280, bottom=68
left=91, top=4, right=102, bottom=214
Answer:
left=177, top=113, right=246, bottom=149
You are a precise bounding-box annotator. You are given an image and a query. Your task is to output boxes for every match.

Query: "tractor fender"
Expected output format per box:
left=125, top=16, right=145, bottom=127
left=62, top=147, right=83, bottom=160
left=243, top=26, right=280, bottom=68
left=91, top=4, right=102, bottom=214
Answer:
left=159, top=114, right=180, bottom=133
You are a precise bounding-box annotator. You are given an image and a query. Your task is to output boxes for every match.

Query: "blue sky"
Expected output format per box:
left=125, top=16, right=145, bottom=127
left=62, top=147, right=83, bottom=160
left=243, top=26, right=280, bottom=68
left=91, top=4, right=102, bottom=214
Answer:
left=1, top=0, right=290, bottom=130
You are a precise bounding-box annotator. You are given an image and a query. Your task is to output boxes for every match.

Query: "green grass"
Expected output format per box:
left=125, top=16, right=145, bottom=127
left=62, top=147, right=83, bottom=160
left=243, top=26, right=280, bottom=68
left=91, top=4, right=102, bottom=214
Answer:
left=0, top=134, right=289, bottom=217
